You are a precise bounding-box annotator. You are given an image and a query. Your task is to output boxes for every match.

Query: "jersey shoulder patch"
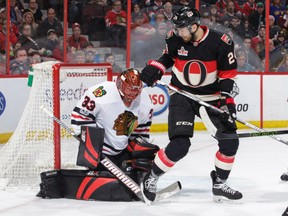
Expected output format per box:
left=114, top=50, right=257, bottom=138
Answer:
left=166, top=30, right=174, bottom=39
left=93, top=86, right=107, bottom=97
left=220, top=34, right=232, bottom=45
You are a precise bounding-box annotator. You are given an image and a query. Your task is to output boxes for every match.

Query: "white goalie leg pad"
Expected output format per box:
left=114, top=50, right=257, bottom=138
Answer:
left=154, top=149, right=175, bottom=173
left=215, top=151, right=235, bottom=171
left=199, top=106, right=217, bottom=137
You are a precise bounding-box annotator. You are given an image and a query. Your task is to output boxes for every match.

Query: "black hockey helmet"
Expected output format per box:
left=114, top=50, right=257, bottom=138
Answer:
left=172, top=7, right=200, bottom=28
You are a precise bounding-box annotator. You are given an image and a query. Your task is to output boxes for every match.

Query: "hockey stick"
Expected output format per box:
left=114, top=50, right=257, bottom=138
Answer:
left=238, top=130, right=288, bottom=138
left=157, top=81, right=288, bottom=146
left=40, top=105, right=181, bottom=203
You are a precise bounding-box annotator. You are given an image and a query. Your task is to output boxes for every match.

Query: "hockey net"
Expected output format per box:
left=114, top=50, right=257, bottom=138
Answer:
left=0, top=61, right=112, bottom=189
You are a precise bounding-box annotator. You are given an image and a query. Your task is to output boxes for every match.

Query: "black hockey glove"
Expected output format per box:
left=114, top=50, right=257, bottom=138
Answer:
left=218, top=92, right=237, bottom=130
left=140, top=60, right=166, bottom=87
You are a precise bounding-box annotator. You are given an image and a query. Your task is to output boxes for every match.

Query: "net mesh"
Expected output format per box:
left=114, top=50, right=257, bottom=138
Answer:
left=0, top=61, right=111, bottom=189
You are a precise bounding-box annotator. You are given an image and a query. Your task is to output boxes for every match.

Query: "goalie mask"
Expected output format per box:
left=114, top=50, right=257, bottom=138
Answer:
left=116, top=68, right=143, bottom=107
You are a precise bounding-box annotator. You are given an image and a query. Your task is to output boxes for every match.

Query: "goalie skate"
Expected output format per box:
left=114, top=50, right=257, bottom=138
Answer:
left=210, top=170, right=243, bottom=203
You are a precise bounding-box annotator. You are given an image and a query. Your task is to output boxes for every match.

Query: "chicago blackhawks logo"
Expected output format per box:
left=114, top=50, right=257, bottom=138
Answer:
left=93, top=86, right=107, bottom=97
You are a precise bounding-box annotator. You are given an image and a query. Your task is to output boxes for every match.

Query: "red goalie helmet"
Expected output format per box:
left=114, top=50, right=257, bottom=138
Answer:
left=116, top=68, right=143, bottom=107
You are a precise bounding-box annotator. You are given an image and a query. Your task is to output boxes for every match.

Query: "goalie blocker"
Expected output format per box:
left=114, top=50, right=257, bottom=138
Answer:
left=37, top=126, right=159, bottom=201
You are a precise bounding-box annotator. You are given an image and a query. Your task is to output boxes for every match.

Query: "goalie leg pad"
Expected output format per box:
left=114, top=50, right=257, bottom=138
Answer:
left=61, top=169, right=137, bottom=201
left=36, top=170, right=63, bottom=199
left=76, top=127, right=105, bottom=169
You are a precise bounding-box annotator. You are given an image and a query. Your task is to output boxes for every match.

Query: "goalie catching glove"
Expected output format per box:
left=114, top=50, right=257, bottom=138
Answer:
left=113, top=111, right=138, bottom=136
left=140, top=60, right=166, bottom=87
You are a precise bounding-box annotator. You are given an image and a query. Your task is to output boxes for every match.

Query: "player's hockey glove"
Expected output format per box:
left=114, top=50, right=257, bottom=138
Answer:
left=140, top=60, right=166, bottom=87
left=113, top=111, right=138, bottom=136
left=218, top=92, right=237, bottom=129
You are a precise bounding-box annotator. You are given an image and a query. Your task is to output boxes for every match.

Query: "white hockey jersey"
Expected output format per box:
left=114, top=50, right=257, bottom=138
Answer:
left=71, top=81, right=153, bottom=155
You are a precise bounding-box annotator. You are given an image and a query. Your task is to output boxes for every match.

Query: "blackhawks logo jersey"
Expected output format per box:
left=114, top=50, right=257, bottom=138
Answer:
left=159, top=26, right=238, bottom=101
left=71, top=81, right=153, bottom=155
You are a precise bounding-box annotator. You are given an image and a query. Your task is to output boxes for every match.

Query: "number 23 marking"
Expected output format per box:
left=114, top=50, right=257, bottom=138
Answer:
left=82, top=96, right=95, bottom=111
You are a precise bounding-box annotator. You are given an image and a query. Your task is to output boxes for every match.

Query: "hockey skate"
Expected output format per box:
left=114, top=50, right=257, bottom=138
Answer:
left=210, top=170, right=243, bottom=203
left=140, top=170, right=159, bottom=205
left=280, top=172, right=288, bottom=181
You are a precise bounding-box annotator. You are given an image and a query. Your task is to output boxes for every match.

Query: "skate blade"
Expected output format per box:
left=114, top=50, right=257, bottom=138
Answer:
left=213, top=195, right=243, bottom=204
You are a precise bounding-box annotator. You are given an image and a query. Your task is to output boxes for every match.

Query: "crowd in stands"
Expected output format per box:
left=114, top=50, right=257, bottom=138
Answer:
left=1, top=0, right=288, bottom=75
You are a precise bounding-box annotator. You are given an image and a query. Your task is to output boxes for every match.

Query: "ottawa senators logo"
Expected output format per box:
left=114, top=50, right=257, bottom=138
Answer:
left=221, top=34, right=232, bottom=45
left=93, top=86, right=106, bottom=97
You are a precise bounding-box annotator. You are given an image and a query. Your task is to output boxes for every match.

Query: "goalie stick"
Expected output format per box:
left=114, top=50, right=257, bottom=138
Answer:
left=40, top=105, right=181, bottom=203
left=157, top=81, right=288, bottom=146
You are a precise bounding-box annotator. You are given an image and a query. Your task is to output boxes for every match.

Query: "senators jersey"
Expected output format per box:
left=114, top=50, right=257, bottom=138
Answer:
left=158, top=26, right=237, bottom=101
left=71, top=82, right=153, bottom=156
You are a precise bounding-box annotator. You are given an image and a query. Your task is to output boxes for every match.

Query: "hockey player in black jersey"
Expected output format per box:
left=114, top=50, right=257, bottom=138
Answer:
left=140, top=7, right=242, bottom=204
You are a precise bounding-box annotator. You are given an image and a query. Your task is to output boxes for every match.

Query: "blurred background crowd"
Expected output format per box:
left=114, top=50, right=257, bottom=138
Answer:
left=1, top=0, right=288, bottom=75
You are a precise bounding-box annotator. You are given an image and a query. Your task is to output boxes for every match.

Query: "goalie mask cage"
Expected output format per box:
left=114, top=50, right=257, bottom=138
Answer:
left=0, top=61, right=112, bottom=189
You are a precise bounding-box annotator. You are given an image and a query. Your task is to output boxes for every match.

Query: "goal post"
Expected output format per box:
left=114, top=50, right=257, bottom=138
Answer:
left=0, top=61, right=112, bottom=189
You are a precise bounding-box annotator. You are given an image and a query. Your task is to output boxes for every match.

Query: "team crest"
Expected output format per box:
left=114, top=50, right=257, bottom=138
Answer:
left=178, top=46, right=188, bottom=56
left=93, top=86, right=106, bottom=97
left=221, top=34, right=232, bottom=45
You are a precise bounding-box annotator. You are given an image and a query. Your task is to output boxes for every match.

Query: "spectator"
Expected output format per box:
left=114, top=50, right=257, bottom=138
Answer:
left=39, top=29, right=59, bottom=55
left=236, top=50, right=255, bottom=72
left=0, top=7, right=5, bottom=24
left=104, top=53, right=122, bottom=73
left=269, top=15, right=281, bottom=39
left=10, top=0, right=23, bottom=25
left=208, top=4, right=221, bottom=24
left=216, top=0, right=243, bottom=17
left=19, top=11, right=39, bottom=37
left=19, top=23, right=47, bottom=56
left=277, top=5, right=288, bottom=31
left=30, top=51, right=42, bottom=64
left=68, top=0, right=83, bottom=26
left=10, top=48, right=30, bottom=75
left=105, top=0, right=127, bottom=47
left=0, top=19, right=18, bottom=54
left=145, top=0, right=164, bottom=14
left=161, top=2, right=174, bottom=30
left=276, top=53, right=288, bottom=72
left=237, top=18, right=256, bottom=38
left=173, top=0, right=195, bottom=11
left=154, top=12, right=166, bottom=27
left=75, top=50, right=86, bottom=63
left=23, top=0, right=43, bottom=24
left=37, top=7, right=63, bottom=38
left=85, top=50, right=95, bottom=63
left=67, top=23, right=88, bottom=51
left=248, top=2, right=265, bottom=33
left=131, top=12, right=156, bottom=67
left=251, top=25, right=265, bottom=53
left=259, top=39, right=283, bottom=71
left=132, top=3, right=148, bottom=24
left=82, top=41, right=100, bottom=63
left=270, top=0, right=285, bottom=24
left=52, top=36, right=64, bottom=61
left=150, top=22, right=168, bottom=59
left=240, top=36, right=261, bottom=69
left=241, top=0, right=256, bottom=18
left=220, top=0, right=243, bottom=27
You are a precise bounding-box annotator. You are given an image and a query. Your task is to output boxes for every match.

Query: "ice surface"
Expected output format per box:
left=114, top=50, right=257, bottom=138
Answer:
left=0, top=131, right=287, bottom=216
